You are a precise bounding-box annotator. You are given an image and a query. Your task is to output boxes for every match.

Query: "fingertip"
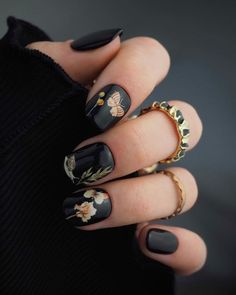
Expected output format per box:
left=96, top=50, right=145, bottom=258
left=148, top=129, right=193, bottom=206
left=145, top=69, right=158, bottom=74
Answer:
left=177, top=231, right=207, bottom=275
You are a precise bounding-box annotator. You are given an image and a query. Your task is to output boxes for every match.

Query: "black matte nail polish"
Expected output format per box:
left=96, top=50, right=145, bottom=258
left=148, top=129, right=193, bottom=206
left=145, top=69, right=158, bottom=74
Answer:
left=63, top=188, right=112, bottom=226
left=64, top=142, right=114, bottom=186
left=86, top=84, right=131, bottom=131
left=71, top=28, right=123, bottom=51
left=146, top=229, right=178, bottom=254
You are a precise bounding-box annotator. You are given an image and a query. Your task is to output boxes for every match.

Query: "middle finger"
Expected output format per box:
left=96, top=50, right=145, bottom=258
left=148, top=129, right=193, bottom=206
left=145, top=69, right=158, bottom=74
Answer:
left=64, top=100, right=202, bottom=186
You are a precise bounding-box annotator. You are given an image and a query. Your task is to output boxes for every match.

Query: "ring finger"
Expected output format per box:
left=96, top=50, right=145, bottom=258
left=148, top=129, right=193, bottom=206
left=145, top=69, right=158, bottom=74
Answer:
left=63, top=167, right=197, bottom=230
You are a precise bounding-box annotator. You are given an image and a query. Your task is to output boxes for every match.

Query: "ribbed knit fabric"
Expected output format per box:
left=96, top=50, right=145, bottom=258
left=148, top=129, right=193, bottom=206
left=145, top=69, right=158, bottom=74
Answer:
left=0, top=17, right=175, bottom=295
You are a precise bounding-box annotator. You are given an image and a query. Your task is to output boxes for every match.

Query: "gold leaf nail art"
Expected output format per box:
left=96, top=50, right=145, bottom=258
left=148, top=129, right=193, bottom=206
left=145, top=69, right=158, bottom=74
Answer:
left=80, top=166, right=113, bottom=185
left=64, top=162, right=113, bottom=185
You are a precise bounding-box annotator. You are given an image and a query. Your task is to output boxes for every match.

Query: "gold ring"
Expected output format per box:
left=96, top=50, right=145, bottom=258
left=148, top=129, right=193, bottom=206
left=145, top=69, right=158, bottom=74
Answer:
left=159, top=170, right=186, bottom=219
left=139, top=101, right=190, bottom=163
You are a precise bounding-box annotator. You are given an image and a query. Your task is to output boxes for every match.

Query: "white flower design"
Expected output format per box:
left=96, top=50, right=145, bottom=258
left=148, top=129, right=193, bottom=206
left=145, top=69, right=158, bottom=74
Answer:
left=83, top=189, right=108, bottom=205
left=74, top=201, right=97, bottom=223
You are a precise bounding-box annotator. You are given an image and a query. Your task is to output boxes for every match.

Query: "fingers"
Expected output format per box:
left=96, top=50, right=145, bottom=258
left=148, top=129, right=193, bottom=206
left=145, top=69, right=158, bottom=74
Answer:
left=85, top=37, right=170, bottom=131
left=136, top=224, right=207, bottom=275
left=64, top=100, right=202, bottom=186
left=63, top=167, right=197, bottom=229
left=26, top=34, right=121, bottom=84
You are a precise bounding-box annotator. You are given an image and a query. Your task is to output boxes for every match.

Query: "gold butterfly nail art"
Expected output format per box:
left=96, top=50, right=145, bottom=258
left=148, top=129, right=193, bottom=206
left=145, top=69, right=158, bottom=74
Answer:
left=107, top=91, right=125, bottom=117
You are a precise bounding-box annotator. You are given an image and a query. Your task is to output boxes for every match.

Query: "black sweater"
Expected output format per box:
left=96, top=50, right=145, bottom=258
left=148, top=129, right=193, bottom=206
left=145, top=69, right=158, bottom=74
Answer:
left=0, top=16, right=174, bottom=295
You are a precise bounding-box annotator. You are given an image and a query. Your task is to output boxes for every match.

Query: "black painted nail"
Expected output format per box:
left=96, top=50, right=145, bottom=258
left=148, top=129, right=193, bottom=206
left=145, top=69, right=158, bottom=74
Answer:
left=71, top=28, right=123, bottom=51
left=63, top=188, right=112, bottom=226
left=64, top=142, right=114, bottom=186
left=146, top=229, right=179, bottom=255
left=85, top=84, right=131, bottom=131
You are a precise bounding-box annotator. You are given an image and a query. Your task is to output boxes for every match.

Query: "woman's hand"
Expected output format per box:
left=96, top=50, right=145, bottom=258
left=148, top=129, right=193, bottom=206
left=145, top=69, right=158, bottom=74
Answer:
left=27, top=30, right=206, bottom=275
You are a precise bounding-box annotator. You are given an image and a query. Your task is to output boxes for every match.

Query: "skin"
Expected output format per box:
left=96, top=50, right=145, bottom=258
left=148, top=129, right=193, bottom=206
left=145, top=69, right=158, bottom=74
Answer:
left=27, top=35, right=207, bottom=275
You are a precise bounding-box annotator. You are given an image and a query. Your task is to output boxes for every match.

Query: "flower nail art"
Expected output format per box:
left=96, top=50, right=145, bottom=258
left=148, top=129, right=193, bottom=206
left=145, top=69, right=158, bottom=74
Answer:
left=83, top=189, right=108, bottom=204
left=63, top=188, right=111, bottom=226
left=73, top=201, right=97, bottom=223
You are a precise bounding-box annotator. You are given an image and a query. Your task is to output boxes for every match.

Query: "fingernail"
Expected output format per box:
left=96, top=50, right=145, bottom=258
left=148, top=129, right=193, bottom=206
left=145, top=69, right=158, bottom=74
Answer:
left=63, top=188, right=112, bottom=226
left=86, top=84, right=131, bottom=131
left=146, top=229, right=179, bottom=255
left=71, top=28, right=123, bottom=51
left=64, top=142, right=114, bottom=186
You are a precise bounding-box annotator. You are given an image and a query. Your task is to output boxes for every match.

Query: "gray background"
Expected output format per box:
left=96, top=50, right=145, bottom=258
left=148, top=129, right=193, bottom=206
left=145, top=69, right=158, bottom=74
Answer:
left=1, top=0, right=235, bottom=294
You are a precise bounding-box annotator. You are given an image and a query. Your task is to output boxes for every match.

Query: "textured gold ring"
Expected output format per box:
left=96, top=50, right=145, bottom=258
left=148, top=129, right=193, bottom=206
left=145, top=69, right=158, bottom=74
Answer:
left=159, top=170, right=186, bottom=219
left=140, top=101, right=190, bottom=163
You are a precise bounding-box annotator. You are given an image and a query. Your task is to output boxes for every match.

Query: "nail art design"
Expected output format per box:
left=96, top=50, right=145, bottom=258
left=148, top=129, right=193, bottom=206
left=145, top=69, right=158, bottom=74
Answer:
left=64, top=143, right=114, bottom=185
left=107, top=91, right=125, bottom=117
left=146, top=229, right=179, bottom=255
left=71, top=28, right=123, bottom=51
left=86, top=84, right=131, bottom=131
left=63, top=188, right=112, bottom=226
left=64, top=154, right=76, bottom=182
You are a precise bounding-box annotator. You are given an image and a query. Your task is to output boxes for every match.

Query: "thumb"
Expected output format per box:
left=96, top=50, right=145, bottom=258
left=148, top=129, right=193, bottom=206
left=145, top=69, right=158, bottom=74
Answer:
left=26, top=29, right=122, bottom=85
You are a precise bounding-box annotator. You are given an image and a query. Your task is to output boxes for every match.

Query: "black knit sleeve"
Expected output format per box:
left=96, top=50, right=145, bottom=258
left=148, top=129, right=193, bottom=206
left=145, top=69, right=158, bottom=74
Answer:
left=0, top=16, right=91, bottom=149
left=0, top=17, right=175, bottom=295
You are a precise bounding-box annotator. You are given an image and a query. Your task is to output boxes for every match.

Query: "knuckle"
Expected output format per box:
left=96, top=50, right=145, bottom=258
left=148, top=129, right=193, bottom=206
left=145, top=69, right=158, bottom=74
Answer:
left=134, top=36, right=162, bottom=48
left=171, top=100, right=201, bottom=122
left=169, top=100, right=203, bottom=146
left=126, top=36, right=170, bottom=67
left=142, top=37, right=170, bottom=67
left=186, top=102, right=203, bottom=141
left=168, top=100, right=198, bottom=119
left=128, top=123, right=150, bottom=165
left=134, top=36, right=167, bottom=53
left=173, top=229, right=207, bottom=275
left=119, top=37, right=170, bottom=87
left=183, top=234, right=207, bottom=275
left=132, top=185, right=156, bottom=221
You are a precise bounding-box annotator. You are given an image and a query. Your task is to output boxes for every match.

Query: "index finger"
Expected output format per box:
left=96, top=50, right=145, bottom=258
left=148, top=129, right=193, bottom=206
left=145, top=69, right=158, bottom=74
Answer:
left=85, top=37, right=170, bottom=131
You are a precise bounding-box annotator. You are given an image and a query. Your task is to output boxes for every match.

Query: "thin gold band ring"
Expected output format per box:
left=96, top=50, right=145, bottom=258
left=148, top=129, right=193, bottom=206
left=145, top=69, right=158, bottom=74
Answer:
left=159, top=170, right=186, bottom=219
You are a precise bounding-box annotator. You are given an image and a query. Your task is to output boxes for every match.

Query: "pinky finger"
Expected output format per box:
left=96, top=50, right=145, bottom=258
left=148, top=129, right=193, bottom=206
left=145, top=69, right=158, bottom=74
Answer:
left=136, top=223, right=207, bottom=275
